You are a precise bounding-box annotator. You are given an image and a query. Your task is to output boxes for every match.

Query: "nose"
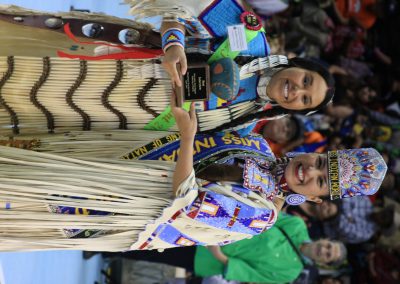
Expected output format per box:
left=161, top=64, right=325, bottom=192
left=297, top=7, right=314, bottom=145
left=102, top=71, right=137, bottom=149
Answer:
left=305, top=164, right=321, bottom=179
left=290, top=86, right=306, bottom=100
left=320, top=245, right=328, bottom=258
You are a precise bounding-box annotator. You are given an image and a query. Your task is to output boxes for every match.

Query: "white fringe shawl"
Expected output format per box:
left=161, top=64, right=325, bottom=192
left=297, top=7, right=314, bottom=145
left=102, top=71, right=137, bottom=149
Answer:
left=0, top=145, right=176, bottom=252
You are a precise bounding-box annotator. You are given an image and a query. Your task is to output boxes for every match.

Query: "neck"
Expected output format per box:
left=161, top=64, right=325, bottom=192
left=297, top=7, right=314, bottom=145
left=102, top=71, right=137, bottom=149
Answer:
left=299, top=203, right=314, bottom=217
left=299, top=243, right=311, bottom=258
left=273, top=156, right=290, bottom=186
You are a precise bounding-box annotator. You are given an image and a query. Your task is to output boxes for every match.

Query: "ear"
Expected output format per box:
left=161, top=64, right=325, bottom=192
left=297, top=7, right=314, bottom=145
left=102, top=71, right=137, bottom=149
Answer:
left=307, top=196, right=323, bottom=204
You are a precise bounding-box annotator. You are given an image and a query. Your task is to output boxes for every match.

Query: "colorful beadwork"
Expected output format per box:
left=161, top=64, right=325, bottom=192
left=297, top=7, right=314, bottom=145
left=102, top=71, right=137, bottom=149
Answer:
left=240, top=11, right=262, bottom=31
left=162, top=28, right=185, bottom=53
left=186, top=190, right=275, bottom=235
left=328, top=148, right=387, bottom=200
left=242, top=158, right=276, bottom=198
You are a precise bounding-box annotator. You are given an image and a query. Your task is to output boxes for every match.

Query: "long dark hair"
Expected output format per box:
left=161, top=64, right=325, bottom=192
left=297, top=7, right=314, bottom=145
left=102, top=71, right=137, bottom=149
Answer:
left=201, top=57, right=335, bottom=134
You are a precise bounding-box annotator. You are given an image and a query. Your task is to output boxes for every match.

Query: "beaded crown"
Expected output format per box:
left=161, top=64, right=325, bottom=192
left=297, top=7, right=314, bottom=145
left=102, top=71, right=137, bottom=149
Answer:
left=328, top=148, right=387, bottom=200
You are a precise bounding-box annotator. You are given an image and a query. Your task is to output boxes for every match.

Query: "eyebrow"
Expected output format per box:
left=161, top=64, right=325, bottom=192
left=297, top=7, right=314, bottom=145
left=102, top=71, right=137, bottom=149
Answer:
left=308, top=74, right=314, bottom=106
left=324, top=157, right=328, bottom=188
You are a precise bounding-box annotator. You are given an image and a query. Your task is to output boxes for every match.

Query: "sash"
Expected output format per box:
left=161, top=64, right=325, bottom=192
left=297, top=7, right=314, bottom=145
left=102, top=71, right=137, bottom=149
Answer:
left=120, top=133, right=275, bottom=173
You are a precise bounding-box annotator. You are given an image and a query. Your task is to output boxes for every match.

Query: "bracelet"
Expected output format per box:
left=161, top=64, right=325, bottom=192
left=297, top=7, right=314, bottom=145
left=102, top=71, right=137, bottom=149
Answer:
left=161, top=28, right=185, bottom=52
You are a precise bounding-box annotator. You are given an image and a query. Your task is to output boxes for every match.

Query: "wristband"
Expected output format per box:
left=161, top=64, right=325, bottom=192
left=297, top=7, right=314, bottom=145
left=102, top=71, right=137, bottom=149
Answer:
left=161, top=28, right=185, bottom=52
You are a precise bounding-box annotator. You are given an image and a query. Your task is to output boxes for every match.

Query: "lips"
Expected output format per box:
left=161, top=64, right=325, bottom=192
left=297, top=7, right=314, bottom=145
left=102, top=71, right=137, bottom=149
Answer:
left=295, top=164, right=304, bottom=183
left=283, top=80, right=289, bottom=100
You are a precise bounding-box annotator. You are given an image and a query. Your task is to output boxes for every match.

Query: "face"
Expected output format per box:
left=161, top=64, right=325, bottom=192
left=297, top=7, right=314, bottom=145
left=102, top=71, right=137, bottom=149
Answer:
left=357, top=86, right=376, bottom=103
left=308, top=239, right=342, bottom=264
left=314, top=201, right=338, bottom=220
left=285, top=153, right=329, bottom=202
left=267, top=67, right=328, bottom=110
left=262, top=117, right=297, bottom=143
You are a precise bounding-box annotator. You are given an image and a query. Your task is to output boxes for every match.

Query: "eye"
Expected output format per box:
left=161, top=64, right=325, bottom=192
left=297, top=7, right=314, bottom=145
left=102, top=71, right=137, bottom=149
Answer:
left=303, top=75, right=310, bottom=87
left=318, top=177, right=323, bottom=188
left=302, top=95, right=310, bottom=106
left=316, top=156, right=322, bottom=168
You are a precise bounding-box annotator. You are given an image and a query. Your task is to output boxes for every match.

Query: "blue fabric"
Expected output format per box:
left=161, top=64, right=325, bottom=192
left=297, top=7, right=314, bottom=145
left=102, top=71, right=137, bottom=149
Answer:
left=239, top=32, right=270, bottom=57
left=293, top=139, right=328, bottom=153
left=210, top=58, right=240, bottom=101
left=162, top=28, right=185, bottom=50
left=198, top=0, right=244, bottom=37
left=157, top=224, right=205, bottom=247
left=205, top=75, right=258, bottom=110
left=187, top=190, right=275, bottom=235
left=323, top=196, right=377, bottom=243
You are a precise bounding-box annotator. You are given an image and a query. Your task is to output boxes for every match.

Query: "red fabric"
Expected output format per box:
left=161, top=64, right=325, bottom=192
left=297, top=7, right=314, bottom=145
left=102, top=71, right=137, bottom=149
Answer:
left=335, top=0, right=377, bottom=29
left=252, top=120, right=284, bottom=156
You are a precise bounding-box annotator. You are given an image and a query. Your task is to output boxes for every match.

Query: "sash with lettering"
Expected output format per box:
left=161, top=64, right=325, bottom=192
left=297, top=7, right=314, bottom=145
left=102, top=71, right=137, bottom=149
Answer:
left=121, top=133, right=275, bottom=173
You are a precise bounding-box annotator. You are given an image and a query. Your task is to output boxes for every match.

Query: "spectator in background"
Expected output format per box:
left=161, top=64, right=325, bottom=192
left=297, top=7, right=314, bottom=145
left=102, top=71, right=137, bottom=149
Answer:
left=323, top=196, right=377, bottom=244
left=367, top=248, right=400, bottom=284
left=332, top=0, right=378, bottom=29
left=286, top=200, right=339, bottom=238
left=253, top=115, right=327, bottom=156
left=96, top=214, right=348, bottom=284
left=285, top=0, right=335, bottom=57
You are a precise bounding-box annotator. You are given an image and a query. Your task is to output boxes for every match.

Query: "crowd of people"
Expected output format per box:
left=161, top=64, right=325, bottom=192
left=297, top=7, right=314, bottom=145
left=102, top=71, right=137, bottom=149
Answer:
left=0, top=0, right=399, bottom=283
left=218, top=0, right=400, bottom=282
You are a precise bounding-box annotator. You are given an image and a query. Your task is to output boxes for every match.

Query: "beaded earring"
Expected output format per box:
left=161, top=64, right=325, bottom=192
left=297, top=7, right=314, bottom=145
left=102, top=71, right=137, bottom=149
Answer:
left=286, top=193, right=306, bottom=206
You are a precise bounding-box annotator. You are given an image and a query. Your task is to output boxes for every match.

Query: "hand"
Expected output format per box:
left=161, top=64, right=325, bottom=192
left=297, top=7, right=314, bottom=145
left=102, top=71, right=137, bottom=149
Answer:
left=163, top=45, right=187, bottom=87
left=171, top=92, right=197, bottom=139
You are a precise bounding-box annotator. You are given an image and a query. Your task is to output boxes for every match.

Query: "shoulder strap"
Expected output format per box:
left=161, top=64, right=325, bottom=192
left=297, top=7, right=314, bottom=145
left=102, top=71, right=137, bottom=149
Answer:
left=275, top=226, right=306, bottom=266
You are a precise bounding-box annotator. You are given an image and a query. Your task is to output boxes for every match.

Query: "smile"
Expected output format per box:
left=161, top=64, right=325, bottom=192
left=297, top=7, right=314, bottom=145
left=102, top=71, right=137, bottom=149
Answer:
left=284, top=80, right=289, bottom=100
left=296, top=164, right=304, bottom=183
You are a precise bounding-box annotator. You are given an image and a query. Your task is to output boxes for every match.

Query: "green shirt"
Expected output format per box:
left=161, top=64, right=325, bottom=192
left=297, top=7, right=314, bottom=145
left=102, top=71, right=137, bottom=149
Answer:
left=194, top=213, right=311, bottom=283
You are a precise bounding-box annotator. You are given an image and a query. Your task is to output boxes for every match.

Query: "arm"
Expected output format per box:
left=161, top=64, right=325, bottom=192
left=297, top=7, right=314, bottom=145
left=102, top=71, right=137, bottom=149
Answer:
left=207, top=246, right=229, bottom=265
left=161, top=21, right=187, bottom=87
left=171, top=93, right=197, bottom=195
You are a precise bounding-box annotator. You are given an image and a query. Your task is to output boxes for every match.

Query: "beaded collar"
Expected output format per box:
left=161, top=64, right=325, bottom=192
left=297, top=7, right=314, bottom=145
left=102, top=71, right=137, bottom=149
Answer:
left=256, top=67, right=283, bottom=102
left=242, top=156, right=291, bottom=200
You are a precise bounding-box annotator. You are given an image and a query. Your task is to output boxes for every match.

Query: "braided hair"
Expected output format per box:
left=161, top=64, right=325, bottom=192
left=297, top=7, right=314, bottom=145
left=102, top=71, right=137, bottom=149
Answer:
left=201, top=57, right=335, bottom=134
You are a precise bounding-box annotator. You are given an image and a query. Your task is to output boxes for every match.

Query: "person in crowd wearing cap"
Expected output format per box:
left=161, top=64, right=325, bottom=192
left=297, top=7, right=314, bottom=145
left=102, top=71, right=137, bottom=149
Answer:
left=94, top=213, right=347, bottom=284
